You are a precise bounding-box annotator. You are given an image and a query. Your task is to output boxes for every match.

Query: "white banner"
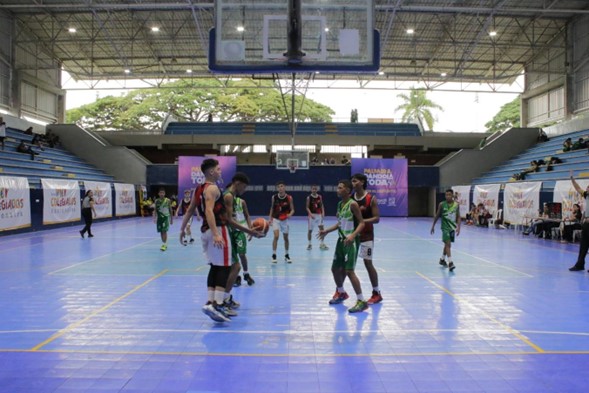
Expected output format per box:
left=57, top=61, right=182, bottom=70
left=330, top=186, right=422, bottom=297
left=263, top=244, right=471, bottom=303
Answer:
left=0, top=176, right=31, bottom=231
left=473, top=184, right=500, bottom=215
left=41, top=178, right=80, bottom=225
left=114, top=183, right=136, bottom=216
left=83, top=181, right=112, bottom=218
left=554, top=179, right=589, bottom=217
left=452, top=185, right=471, bottom=218
left=504, top=182, right=542, bottom=225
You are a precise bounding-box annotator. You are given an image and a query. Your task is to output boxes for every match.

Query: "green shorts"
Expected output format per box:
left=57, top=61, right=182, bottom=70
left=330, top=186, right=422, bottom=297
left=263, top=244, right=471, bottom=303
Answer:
left=442, top=229, right=455, bottom=243
left=230, top=230, right=247, bottom=263
left=156, top=216, right=170, bottom=233
left=331, top=237, right=360, bottom=271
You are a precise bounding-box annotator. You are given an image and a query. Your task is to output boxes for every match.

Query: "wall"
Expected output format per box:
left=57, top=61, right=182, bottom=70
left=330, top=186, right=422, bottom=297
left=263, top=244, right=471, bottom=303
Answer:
left=438, top=127, right=539, bottom=188
left=49, top=124, right=150, bottom=184
left=146, top=163, right=439, bottom=217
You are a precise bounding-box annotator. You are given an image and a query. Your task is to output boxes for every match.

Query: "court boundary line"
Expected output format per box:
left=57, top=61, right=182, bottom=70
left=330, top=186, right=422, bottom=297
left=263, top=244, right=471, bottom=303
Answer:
left=3, top=348, right=589, bottom=358
left=31, top=269, right=169, bottom=351
left=416, top=271, right=545, bottom=353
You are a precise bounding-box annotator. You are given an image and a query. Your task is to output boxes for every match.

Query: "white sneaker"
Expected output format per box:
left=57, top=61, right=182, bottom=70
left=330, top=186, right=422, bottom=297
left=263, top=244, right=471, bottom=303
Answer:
left=202, top=304, right=230, bottom=322
left=320, top=244, right=329, bottom=250
left=306, top=244, right=312, bottom=250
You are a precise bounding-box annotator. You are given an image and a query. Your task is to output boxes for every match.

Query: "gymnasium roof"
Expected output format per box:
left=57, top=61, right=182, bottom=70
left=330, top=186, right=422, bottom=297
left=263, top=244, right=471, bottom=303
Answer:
left=1, top=1, right=588, bottom=84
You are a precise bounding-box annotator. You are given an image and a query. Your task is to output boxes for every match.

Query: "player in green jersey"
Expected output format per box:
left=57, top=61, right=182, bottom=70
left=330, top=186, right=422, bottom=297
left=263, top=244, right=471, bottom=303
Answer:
left=153, top=187, right=173, bottom=251
left=319, top=179, right=368, bottom=313
left=431, top=189, right=461, bottom=271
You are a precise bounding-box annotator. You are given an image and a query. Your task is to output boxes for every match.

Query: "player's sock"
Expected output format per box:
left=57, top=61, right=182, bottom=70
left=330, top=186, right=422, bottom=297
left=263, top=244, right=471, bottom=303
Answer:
left=441, top=254, right=446, bottom=260
left=337, top=287, right=345, bottom=293
left=373, top=286, right=380, bottom=292
left=207, top=289, right=215, bottom=303
left=214, top=290, right=225, bottom=305
left=357, top=294, right=365, bottom=301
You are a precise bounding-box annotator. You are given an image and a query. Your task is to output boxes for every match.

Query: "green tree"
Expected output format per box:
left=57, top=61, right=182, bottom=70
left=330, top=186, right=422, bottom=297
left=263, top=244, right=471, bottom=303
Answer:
left=484, top=97, right=521, bottom=133
left=395, top=88, right=443, bottom=131
left=66, top=79, right=335, bottom=131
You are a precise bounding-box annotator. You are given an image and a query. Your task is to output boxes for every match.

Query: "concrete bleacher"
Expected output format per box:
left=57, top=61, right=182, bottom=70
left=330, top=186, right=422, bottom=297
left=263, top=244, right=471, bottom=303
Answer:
left=472, top=129, right=589, bottom=186
left=0, top=128, right=115, bottom=187
left=165, top=122, right=421, bottom=137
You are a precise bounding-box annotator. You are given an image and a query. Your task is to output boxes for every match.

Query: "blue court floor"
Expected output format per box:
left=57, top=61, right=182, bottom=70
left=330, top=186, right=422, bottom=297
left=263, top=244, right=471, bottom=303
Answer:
left=1, top=216, right=588, bottom=393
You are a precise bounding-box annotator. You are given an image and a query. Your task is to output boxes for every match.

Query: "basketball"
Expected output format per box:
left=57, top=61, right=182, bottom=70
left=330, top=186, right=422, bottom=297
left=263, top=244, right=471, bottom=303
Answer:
left=252, top=217, right=270, bottom=235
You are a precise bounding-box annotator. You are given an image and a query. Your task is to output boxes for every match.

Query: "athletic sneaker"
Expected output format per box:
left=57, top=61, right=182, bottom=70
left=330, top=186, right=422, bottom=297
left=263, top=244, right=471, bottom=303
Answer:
left=348, top=300, right=369, bottom=313
left=220, top=304, right=238, bottom=317
left=319, top=244, right=329, bottom=250
left=272, top=254, right=277, bottom=264
left=214, top=304, right=234, bottom=320
left=439, top=258, right=447, bottom=267
left=182, top=240, right=188, bottom=246
left=233, top=276, right=242, bottom=287
left=160, top=244, right=167, bottom=251
left=448, top=262, right=456, bottom=272
left=307, top=244, right=312, bottom=250
left=244, top=273, right=255, bottom=286
left=202, top=304, right=230, bottom=322
left=329, top=290, right=350, bottom=305
left=189, top=238, right=195, bottom=244
left=224, top=295, right=240, bottom=309
left=285, top=254, right=292, bottom=263
left=367, top=290, right=383, bottom=305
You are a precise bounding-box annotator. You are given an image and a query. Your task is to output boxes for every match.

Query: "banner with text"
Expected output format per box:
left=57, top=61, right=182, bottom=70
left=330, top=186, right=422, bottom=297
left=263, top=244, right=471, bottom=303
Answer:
left=0, top=176, right=31, bottom=231
left=114, top=183, right=136, bottom=216
left=42, top=178, right=80, bottom=225
left=504, top=182, right=542, bottom=225
left=351, top=158, right=408, bottom=216
left=473, top=184, right=500, bottom=215
left=178, top=156, right=237, bottom=194
left=554, top=179, right=589, bottom=217
left=452, top=185, right=471, bottom=218
left=83, top=181, right=112, bottom=218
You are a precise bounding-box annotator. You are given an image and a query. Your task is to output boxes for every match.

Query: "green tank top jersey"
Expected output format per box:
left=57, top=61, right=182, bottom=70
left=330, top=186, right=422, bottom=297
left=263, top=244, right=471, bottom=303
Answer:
left=337, top=199, right=356, bottom=238
left=441, top=201, right=458, bottom=232
left=223, top=190, right=247, bottom=231
left=155, top=198, right=171, bottom=219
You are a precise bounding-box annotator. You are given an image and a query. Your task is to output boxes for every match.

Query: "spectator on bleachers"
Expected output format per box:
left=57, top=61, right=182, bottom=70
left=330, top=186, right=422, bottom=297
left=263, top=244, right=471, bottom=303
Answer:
left=23, top=126, right=33, bottom=135
left=538, top=129, right=549, bottom=142
left=341, top=156, right=350, bottom=165
left=31, top=133, right=45, bottom=151
left=572, top=138, right=586, bottom=151
left=329, top=157, right=336, bottom=165
left=0, top=116, right=5, bottom=150
left=311, top=156, right=319, bottom=165
left=545, top=156, right=563, bottom=171
left=16, top=141, right=39, bottom=160
left=563, top=137, right=573, bottom=152
left=45, top=130, right=60, bottom=148
left=478, top=136, right=487, bottom=149
left=560, top=204, right=582, bottom=243
left=512, top=160, right=541, bottom=181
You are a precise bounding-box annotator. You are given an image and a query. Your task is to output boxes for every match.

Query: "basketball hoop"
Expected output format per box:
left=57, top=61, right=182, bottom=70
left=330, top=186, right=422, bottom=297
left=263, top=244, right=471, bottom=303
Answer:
left=287, top=158, right=298, bottom=173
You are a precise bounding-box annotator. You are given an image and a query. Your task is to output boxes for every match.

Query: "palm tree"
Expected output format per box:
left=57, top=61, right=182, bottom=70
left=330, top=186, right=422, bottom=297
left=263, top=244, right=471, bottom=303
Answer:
left=395, top=88, right=443, bottom=131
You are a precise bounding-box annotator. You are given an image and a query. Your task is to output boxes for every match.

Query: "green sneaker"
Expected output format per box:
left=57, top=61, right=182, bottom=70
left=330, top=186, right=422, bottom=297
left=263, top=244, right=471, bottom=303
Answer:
left=348, top=300, right=368, bottom=313
left=160, top=244, right=167, bottom=251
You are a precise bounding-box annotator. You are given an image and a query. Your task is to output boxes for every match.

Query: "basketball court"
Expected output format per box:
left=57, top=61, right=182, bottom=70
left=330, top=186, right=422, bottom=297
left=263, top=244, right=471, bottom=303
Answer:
left=1, top=217, right=588, bottom=392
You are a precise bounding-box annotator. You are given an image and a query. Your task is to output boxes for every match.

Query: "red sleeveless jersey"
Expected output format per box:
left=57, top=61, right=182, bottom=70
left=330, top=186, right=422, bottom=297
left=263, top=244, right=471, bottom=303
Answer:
left=354, top=192, right=374, bottom=242
left=193, top=183, right=226, bottom=232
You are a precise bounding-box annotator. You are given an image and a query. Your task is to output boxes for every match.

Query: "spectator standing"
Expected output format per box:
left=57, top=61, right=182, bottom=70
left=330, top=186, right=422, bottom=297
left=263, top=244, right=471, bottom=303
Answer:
left=568, top=171, right=589, bottom=272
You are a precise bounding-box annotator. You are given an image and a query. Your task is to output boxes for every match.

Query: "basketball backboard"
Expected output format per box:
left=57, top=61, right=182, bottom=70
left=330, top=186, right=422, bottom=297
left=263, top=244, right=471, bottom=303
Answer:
left=276, top=150, right=310, bottom=172
left=210, top=0, right=379, bottom=74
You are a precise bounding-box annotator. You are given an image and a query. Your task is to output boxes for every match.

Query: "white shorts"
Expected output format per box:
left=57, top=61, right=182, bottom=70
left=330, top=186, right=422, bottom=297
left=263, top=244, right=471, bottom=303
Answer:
left=271, top=218, right=289, bottom=234
left=359, top=241, right=374, bottom=260
left=201, top=226, right=232, bottom=266
left=307, top=215, right=324, bottom=231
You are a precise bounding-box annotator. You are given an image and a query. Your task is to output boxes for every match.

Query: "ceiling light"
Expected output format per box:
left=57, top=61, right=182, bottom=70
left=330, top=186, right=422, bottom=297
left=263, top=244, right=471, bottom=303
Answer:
left=151, top=26, right=160, bottom=32
left=68, top=27, right=76, bottom=33
left=378, top=71, right=385, bottom=75
left=440, top=72, right=447, bottom=77
left=236, top=26, right=245, bottom=32
left=406, top=29, right=414, bottom=35
left=324, top=27, right=329, bottom=32
left=489, top=31, right=497, bottom=37
left=124, top=69, right=131, bottom=74
left=186, top=69, right=192, bottom=74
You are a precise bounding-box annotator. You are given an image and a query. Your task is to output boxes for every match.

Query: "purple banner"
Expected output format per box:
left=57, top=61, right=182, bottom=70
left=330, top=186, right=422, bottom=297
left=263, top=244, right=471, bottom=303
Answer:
left=178, top=156, right=237, bottom=195
left=351, top=158, right=408, bottom=217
